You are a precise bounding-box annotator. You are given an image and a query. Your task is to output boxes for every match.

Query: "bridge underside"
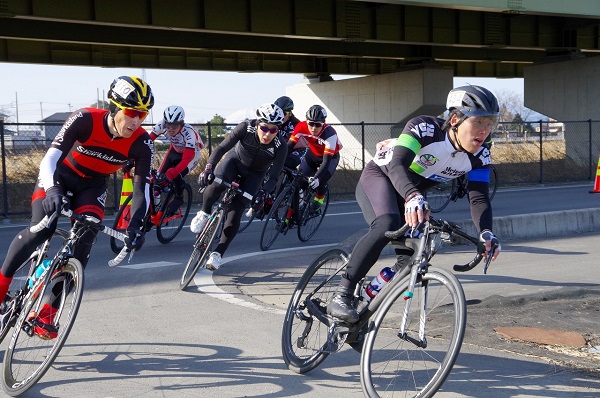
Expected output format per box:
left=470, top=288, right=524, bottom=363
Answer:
left=1, top=0, right=599, bottom=78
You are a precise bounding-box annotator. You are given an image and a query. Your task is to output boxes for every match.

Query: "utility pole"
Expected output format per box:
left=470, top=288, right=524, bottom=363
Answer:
left=14, top=92, right=19, bottom=133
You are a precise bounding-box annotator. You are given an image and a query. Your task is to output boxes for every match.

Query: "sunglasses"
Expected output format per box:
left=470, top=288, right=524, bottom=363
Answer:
left=165, top=123, right=182, bottom=130
left=308, top=121, right=323, bottom=128
left=259, top=124, right=279, bottom=134
left=120, top=107, right=149, bottom=120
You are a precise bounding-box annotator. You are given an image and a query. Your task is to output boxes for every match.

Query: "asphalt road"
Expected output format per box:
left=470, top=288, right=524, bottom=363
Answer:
left=0, top=183, right=597, bottom=397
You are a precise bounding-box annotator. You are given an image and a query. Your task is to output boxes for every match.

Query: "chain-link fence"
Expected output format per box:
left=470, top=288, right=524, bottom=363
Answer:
left=1, top=119, right=599, bottom=218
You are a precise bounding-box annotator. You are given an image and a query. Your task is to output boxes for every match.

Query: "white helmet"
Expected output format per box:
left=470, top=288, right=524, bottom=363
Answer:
left=163, top=105, right=185, bottom=124
left=256, top=103, right=284, bottom=125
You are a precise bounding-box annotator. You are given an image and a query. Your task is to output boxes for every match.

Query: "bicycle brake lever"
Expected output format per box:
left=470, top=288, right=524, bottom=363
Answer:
left=483, top=245, right=497, bottom=274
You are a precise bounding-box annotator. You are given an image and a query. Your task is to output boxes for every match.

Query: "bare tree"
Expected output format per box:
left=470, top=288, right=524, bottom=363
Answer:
left=496, top=89, right=542, bottom=122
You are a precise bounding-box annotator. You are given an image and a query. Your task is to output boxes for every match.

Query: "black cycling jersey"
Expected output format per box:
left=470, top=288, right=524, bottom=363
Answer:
left=208, top=119, right=287, bottom=192
left=278, top=114, right=300, bottom=141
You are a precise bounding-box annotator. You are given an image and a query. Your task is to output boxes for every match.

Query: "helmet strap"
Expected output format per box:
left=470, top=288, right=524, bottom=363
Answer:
left=450, top=116, right=468, bottom=154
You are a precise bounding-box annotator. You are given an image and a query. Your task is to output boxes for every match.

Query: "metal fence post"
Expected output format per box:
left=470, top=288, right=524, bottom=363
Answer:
left=207, top=122, right=212, bottom=156
left=0, top=120, right=8, bottom=219
left=589, top=119, right=593, bottom=181
left=539, top=120, right=543, bottom=184
left=361, top=121, right=365, bottom=169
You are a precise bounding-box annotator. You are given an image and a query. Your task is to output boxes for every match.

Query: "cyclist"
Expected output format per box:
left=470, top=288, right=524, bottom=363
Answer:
left=274, top=96, right=300, bottom=142
left=0, top=76, right=155, bottom=338
left=286, top=104, right=342, bottom=212
left=327, top=85, right=502, bottom=324
left=189, top=103, right=286, bottom=270
left=150, top=105, right=204, bottom=213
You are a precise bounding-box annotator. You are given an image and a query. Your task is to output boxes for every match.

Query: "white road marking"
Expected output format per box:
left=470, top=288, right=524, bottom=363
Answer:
left=119, top=261, right=180, bottom=269
left=192, top=243, right=337, bottom=314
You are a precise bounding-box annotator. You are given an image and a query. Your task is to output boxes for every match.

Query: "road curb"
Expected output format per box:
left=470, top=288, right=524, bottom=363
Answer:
left=339, top=208, right=600, bottom=256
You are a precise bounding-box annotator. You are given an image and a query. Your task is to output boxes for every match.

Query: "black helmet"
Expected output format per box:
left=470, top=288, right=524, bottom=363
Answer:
left=274, top=96, right=294, bottom=112
left=108, top=76, right=154, bottom=111
left=306, top=105, right=327, bottom=122
left=446, top=85, right=499, bottom=118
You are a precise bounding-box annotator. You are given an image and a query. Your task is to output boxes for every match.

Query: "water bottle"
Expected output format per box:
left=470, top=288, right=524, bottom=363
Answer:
left=361, top=267, right=395, bottom=303
left=28, top=260, right=51, bottom=288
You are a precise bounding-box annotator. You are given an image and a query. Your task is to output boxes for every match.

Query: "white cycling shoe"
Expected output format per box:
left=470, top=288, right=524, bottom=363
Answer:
left=206, top=252, right=222, bottom=271
left=190, top=211, right=209, bottom=234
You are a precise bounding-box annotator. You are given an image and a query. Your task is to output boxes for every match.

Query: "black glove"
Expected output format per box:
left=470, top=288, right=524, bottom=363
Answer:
left=42, top=186, right=66, bottom=216
left=125, top=228, right=145, bottom=251
left=155, top=173, right=169, bottom=189
left=199, top=164, right=215, bottom=187
left=122, top=159, right=135, bottom=173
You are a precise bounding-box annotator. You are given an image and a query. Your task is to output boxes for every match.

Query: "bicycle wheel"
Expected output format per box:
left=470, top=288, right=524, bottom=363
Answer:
left=297, top=187, right=330, bottom=242
left=489, top=165, right=498, bottom=201
left=2, top=257, right=84, bottom=397
left=281, top=247, right=350, bottom=374
left=260, top=186, right=293, bottom=251
left=428, top=180, right=456, bottom=213
left=360, top=268, right=466, bottom=398
left=110, top=193, right=132, bottom=254
left=238, top=203, right=255, bottom=233
left=179, top=209, right=224, bottom=290
left=157, top=184, right=193, bottom=244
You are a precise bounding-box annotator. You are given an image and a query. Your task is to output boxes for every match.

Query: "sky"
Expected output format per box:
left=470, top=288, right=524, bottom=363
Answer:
left=0, top=62, right=525, bottom=124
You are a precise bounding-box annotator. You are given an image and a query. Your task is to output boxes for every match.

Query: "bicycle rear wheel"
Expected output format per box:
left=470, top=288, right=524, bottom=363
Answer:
left=179, top=209, right=224, bottom=290
left=428, top=180, right=456, bottom=213
left=297, top=187, right=329, bottom=242
left=110, top=194, right=132, bottom=254
left=361, top=268, right=466, bottom=398
left=260, top=186, right=293, bottom=251
left=281, top=247, right=350, bottom=374
left=157, top=184, right=193, bottom=243
left=2, top=258, right=84, bottom=397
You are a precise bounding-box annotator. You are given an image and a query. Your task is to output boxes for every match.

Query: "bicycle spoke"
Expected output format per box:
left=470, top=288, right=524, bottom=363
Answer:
left=361, top=269, right=466, bottom=398
left=260, top=188, right=292, bottom=251
left=282, top=248, right=350, bottom=374
left=3, top=259, right=84, bottom=396
left=157, top=184, right=192, bottom=244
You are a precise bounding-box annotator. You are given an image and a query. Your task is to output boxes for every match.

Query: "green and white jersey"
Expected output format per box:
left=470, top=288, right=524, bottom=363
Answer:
left=375, top=115, right=492, bottom=183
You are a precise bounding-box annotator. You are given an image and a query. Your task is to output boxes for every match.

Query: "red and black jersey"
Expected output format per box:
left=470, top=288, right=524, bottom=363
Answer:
left=288, top=121, right=342, bottom=158
left=51, top=108, right=154, bottom=180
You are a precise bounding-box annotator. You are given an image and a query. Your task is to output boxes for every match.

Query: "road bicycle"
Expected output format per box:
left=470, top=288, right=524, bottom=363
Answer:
left=427, top=165, right=498, bottom=213
left=238, top=165, right=293, bottom=233
left=179, top=177, right=253, bottom=290
left=281, top=216, right=496, bottom=398
left=0, top=203, right=130, bottom=397
left=259, top=167, right=330, bottom=251
left=110, top=168, right=192, bottom=253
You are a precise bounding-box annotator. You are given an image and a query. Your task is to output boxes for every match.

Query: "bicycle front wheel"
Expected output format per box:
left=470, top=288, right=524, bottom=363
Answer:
left=260, top=186, right=293, bottom=251
left=110, top=193, right=133, bottom=254
left=238, top=203, right=255, bottom=233
left=428, top=180, right=456, bottom=213
left=297, top=187, right=329, bottom=242
left=489, top=165, right=498, bottom=201
left=157, top=184, right=193, bottom=244
left=179, top=209, right=224, bottom=290
left=281, top=247, right=350, bottom=374
left=2, top=258, right=84, bottom=397
left=361, top=268, right=466, bottom=398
